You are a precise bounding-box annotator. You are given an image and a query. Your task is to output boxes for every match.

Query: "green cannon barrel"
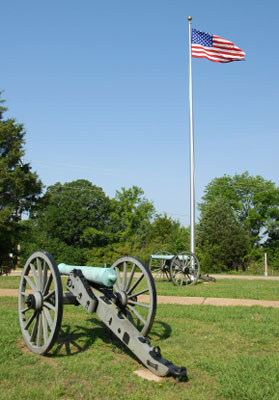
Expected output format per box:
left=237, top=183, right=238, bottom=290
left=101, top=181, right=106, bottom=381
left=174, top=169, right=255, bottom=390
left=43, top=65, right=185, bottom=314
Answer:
left=58, top=263, right=117, bottom=287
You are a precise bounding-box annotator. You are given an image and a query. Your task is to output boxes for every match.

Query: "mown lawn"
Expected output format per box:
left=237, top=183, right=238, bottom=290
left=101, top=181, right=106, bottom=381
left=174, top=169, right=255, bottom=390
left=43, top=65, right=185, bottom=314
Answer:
left=2, top=275, right=279, bottom=301
left=1, top=297, right=279, bottom=400
left=154, top=278, right=279, bottom=301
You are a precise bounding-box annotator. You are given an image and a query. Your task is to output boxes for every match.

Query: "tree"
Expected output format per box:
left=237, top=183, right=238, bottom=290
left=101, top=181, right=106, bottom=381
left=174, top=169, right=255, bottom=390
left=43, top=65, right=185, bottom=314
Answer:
left=146, top=214, right=190, bottom=254
left=109, top=186, right=155, bottom=244
left=196, top=198, right=250, bottom=272
left=85, top=186, right=156, bottom=266
left=201, top=172, right=279, bottom=248
left=23, top=180, right=111, bottom=263
left=0, top=93, right=42, bottom=266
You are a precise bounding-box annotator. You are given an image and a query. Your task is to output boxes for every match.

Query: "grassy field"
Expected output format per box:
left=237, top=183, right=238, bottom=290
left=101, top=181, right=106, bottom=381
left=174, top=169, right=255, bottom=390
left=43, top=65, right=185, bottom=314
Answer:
left=155, top=278, right=279, bottom=301
left=1, top=296, right=279, bottom=400
left=2, top=275, right=279, bottom=301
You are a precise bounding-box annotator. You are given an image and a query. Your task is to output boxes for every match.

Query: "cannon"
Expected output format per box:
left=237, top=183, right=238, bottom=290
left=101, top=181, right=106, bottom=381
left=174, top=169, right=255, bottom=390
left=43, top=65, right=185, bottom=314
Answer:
left=18, top=251, right=186, bottom=379
left=148, top=251, right=201, bottom=286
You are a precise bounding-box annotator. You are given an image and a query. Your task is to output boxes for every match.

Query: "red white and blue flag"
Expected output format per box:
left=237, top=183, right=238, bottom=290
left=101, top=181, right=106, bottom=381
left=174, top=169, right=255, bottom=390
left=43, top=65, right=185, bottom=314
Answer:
left=191, top=28, right=245, bottom=63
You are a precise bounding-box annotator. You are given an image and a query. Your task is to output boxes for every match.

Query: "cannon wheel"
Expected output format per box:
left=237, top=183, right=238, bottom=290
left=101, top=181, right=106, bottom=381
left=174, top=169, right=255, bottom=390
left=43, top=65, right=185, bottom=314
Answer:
left=18, top=251, right=63, bottom=354
left=111, top=256, right=156, bottom=337
left=170, top=251, right=201, bottom=286
left=148, top=250, right=172, bottom=282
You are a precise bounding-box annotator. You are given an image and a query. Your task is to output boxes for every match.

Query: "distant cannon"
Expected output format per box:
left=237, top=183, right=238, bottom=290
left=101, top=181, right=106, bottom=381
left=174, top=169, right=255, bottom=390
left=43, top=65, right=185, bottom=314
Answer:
left=149, top=251, right=201, bottom=285
left=18, top=251, right=186, bottom=379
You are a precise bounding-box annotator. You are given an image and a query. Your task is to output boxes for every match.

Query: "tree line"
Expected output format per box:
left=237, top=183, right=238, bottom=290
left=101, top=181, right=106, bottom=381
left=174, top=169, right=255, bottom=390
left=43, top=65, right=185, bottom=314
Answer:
left=1, top=94, right=279, bottom=273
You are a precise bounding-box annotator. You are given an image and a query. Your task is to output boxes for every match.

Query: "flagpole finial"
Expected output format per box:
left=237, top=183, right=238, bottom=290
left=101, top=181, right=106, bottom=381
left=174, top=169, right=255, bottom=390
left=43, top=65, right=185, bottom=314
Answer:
left=188, top=16, right=192, bottom=21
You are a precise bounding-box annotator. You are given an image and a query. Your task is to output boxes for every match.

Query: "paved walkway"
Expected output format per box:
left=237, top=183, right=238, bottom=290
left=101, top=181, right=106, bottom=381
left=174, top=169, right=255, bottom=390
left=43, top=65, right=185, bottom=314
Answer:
left=210, top=274, right=279, bottom=281
left=2, top=289, right=279, bottom=308
left=154, top=295, right=279, bottom=308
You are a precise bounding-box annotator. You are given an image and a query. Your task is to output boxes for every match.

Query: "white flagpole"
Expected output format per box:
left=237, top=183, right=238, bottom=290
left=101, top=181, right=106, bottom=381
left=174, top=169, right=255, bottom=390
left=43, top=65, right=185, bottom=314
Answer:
left=188, top=16, right=195, bottom=256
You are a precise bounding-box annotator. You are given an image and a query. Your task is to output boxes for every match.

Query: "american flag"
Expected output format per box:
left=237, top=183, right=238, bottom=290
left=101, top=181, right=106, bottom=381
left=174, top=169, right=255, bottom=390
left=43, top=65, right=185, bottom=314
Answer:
left=191, top=28, right=245, bottom=63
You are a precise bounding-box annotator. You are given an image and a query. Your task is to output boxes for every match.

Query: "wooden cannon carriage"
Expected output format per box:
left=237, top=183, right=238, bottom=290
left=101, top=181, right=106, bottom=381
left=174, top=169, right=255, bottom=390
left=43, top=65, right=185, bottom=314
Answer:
left=18, top=251, right=186, bottom=379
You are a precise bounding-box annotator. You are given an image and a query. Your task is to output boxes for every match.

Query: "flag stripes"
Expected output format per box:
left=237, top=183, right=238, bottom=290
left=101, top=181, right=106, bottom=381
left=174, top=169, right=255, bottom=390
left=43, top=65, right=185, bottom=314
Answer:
left=191, top=29, right=245, bottom=63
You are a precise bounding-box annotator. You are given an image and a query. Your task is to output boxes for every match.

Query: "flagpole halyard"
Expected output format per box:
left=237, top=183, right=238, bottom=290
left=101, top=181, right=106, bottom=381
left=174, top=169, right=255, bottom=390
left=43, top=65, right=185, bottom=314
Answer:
left=188, top=16, right=195, bottom=257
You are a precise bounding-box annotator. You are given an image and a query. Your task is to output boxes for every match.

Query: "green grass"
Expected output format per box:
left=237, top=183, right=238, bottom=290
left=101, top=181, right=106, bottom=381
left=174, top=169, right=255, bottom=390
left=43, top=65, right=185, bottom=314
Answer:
left=154, top=279, right=279, bottom=301
left=0, top=276, right=69, bottom=290
left=0, top=276, right=19, bottom=289
left=1, top=297, right=279, bottom=399
left=2, top=276, right=279, bottom=301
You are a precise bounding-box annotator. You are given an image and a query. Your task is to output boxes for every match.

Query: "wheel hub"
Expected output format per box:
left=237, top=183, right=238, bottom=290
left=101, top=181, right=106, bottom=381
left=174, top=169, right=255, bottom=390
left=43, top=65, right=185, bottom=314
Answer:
left=116, top=290, right=128, bottom=307
left=182, top=266, right=190, bottom=274
left=26, top=292, right=43, bottom=311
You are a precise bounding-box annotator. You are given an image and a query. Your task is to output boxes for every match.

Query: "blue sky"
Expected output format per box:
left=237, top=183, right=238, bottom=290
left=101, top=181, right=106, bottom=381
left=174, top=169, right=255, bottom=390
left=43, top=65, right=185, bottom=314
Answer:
left=1, top=0, right=279, bottom=226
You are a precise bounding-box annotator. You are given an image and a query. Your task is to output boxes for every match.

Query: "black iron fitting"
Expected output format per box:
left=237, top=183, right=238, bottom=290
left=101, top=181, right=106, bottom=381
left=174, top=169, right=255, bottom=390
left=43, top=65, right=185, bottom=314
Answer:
left=148, top=348, right=187, bottom=380
left=149, top=346, right=162, bottom=359
left=26, top=294, right=35, bottom=309
left=138, top=336, right=151, bottom=345
left=167, top=364, right=187, bottom=380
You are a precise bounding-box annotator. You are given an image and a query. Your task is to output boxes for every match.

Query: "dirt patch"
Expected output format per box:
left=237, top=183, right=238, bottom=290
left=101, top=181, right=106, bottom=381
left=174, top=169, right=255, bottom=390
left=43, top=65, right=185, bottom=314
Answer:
left=16, top=337, right=33, bottom=354
left=16, top=337, right=58, bottom=368
left=134, top=368, right=163, bottom=382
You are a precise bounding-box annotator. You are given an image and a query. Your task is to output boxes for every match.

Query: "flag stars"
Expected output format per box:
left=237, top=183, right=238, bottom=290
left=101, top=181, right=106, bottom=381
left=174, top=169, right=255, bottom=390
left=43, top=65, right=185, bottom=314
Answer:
left=192, top=29, right=213, bottom=47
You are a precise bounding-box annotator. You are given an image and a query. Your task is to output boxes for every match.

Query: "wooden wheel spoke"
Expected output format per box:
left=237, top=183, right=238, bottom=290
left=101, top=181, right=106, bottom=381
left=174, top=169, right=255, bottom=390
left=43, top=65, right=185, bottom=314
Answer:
left=42, top=313, right=49, bottom=343
left=24, top=275, right=37, bottom=292
left=127, top=273, right=144, bottom=295
left=125, top=264, right=136, bottom=293
left=20, top=291, right=30, bottom=297
left=172, top=269, right=180, bottom=278
left=43, top=308, right=54, bottom=330
left=30, top=314, right=40, bottom=342
left=125, top=310, right=136, bottom=327
left=36, top=314, right=43, bottom=347
left=42, top=261, right=48, bottom=292
left=127, top=304, right=146, bottom=325
left=20, top=306, right=31, bottom=313
left=43, top=273, right=53, bottom=295
left=24, top=310, right=37, bottom=330
left=128, top=287, right=149, bottom=297
left=128, top=300, right=150, bottom=309
left=30, top=263, right=40, bottom=290
left=153, top=269, right=162, bottom=277
left=44, top=301, right=56, bottom=312
left=115, top=267, right=122, bottom=291
left=43, top=289, right=55, bottom=301
left=123, top=262, right=127, bottom=291
left=37, top=258, right=43, bottom=291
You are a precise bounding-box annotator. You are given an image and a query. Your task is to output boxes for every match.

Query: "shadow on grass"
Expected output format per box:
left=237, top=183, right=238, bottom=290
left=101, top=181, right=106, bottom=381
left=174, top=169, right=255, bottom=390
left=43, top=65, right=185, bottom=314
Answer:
left=150, top=320, right=172, bottom=341
left=48, top=322, right=99, bottom=358
left=47, top=317, right=140, bottom=363
left=48, top=317, right=172, bottom=364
